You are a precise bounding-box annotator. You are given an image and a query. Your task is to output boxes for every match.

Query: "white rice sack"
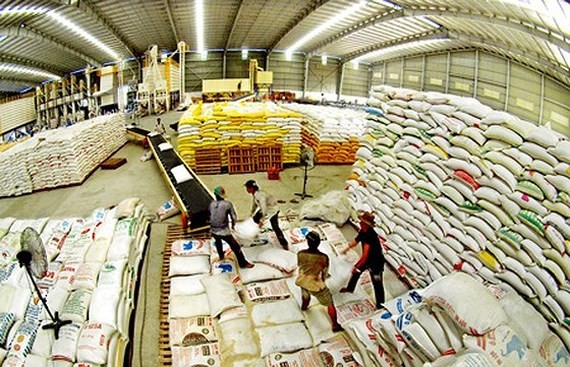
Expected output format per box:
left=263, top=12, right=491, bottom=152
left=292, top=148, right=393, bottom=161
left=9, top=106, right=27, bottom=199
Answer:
left=409, top=304, right=454, bottom=355
left=171, top=239, right=211, bottom=257
left=70, top=263, right=101, bottom=291
left=83, top=238, right=111, bottom=264
left=168, top=256, right=210, bottom=277
left=256, top=247, right=297, bottom=274
left=171, top=343, right=221, bottom=367
left=520, top=142, right=559, bottom=167
left=425, top=349, right=496, bottom=367
left=169, top=274, right=207, bottom=297
left=233, top=218, right=260, bottom=246
left=484, top=125, right=523, bottom=146
left=549, top=140, right=570, bottom=163
left=395, top=312, right=440, bottom=362
left=169, top=316, right=217, bottom=347
left=6, top=320, right=38, bottom=361
left=538, top=332, right=570, bottom=367
left=30, top=322, right=54, bottom=358
left=88, top=288, right=121, bottom=327
left=113, top=198, right=140, bottom=219
left=200, top=274, right=243, bottom=317
left=0, top=313, right=15, bottom=349
left=97, top=260, right=127, bottom=289
left=61, top=290, right=92, bottom=323
left=256, top=322, right=313, bottom=357
left=51, top=322, right=82, bottom=363
left=238, top=263, right=284, bottom=284
left=527, top=127, right=560, bottom=148
left=251, top=299, right=304, bottom=327
left=44, top=287, right=69, bottom=321
left=218, top=317, right=258, bottom=358
left=265, top=348, right=320, bottom=367
left=497, top=290, right=549, bottom=349
left=169, top=294, right=210, bottom=318
left=422, top=272, right=507, bottom=335
left=463, top=325, right=537, bottom=366
left=76, top=322, right=116, bottom=365
left=382, top=290, right=423, bottom=316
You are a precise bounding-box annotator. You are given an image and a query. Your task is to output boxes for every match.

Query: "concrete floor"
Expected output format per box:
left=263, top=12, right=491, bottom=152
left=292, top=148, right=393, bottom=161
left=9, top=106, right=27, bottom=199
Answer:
left=0, top=110, right=409, bottom=366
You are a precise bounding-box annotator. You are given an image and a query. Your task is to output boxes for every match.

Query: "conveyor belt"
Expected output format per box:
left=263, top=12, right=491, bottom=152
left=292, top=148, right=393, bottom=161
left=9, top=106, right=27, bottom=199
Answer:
left=148, top=134, right=214, bottom=231
left=126, top=126, right=151, bottom=139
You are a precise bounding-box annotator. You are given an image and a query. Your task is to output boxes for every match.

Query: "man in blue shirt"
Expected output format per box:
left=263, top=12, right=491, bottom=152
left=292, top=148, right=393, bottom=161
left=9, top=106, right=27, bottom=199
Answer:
left=209, top=186, right=254, bottom=268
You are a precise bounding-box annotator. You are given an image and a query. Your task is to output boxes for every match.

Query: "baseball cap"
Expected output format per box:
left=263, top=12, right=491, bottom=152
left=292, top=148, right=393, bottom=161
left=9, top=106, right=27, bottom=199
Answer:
left=213, top=186, right=225, bottom=197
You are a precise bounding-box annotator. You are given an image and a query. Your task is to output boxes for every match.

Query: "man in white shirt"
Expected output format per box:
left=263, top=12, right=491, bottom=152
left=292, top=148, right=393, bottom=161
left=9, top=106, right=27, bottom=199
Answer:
left=245, top=180, right=289, bottom=250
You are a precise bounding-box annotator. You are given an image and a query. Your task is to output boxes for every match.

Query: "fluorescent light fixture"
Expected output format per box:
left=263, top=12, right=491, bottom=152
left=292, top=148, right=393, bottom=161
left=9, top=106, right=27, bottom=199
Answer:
left=418, top=16, right=441, bottom=28
left=20, top=86, right=33, bottom=93
left=0, top=35, right=5, bottom=41
left=353, top=39, right=450, bottom=63
left=321, top=54, right=327, bottom=65
left=0, top=63, right=60, bottom=80
left=242, top=49, right=248, bottom=60
left=196, top=0, right=204, bottom=53
left=285, top=50, right=293, bottom=61
left=375, top=0, right=402, bottom=9
left=286, top=0, right=367, bottom=53
left=200, top=50, right=208, bottom=61
left=47, top=11, right=119, bottom=60
left=351, top=60, right=359, bottom=70
left=0, top=5, right=48, bottom=15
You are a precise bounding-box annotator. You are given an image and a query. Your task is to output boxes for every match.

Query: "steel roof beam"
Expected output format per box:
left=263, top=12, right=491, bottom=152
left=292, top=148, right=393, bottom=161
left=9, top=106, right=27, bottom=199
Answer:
left=341, top=28, right=449, bottom=62
left=407, top=8, right=569, bottom=51
left=225, top=0, right=245, bottom=50
left=449, top=31, right=568, bottom=75
left=163, top=0, right=179, bottom=44
left=307, top=8, right=405, bottom=57
left=57, top=0, right=137, bottom=58
left=0, top=76, right=47, bottom=84
left=0, top=54, right=66, bottom=76
left=266, top=0, right=330, bottom=55
left=0, top=25, right=101, bottom=67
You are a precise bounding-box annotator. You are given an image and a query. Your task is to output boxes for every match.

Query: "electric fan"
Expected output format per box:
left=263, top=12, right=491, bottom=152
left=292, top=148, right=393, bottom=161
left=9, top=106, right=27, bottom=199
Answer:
left=17, top=227, right=71, bottom=339
left=295, top=146, right=316, bottom=200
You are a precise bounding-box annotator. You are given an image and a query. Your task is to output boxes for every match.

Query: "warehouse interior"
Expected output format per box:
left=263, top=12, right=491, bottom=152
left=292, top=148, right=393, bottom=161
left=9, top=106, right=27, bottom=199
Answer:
left=0, top=1, right=569, bottom=366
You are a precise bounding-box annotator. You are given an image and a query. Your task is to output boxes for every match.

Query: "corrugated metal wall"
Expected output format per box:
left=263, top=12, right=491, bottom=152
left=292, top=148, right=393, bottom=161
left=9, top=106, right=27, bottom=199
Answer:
left=342, top=63, right=369, bottom=98
left=184, top=52, right=223, bottom=92
left=268, top=52, right=304, bottom=92
left=372, top=50, right=569, bottom=134
left=308, top=58, right=340, bottom=96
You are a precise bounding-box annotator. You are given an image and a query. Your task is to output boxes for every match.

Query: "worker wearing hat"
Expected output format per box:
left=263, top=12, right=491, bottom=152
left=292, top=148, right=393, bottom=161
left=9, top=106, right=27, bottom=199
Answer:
left=244, top=179, right=289, bottom=250
left=340, top=211, right=385, bottom=308
left=296, top=231, right=342, bottom=332
left=209, top=186, right=254, bottom=268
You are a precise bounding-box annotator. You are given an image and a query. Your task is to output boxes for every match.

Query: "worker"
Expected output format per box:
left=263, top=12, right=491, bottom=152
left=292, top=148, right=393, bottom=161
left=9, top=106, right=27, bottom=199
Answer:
left=154, top=117, right=166, bottom=135
left=244, top=180, right=289, bottom=250
left=209, top=186, right=254, bottom=268
left=296, top=231, right=342, bottom=332
left=340, top=211, right=385, bottom=308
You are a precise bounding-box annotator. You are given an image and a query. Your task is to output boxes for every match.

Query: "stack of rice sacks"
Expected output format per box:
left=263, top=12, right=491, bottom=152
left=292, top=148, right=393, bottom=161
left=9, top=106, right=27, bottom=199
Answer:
left=281, top=103, right=367, bottom=163
left=0, top=114, right=127, bottom=197
left=177, top=102, right=303, bottom=168
left=0, top=198, right=149, bottom=366
left=347, top=85, right=570, bottom=348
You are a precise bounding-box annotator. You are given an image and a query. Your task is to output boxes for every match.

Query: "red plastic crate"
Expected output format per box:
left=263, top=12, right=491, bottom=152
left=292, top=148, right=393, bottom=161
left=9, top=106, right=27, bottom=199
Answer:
left=267, top=167, right=280, bottom=180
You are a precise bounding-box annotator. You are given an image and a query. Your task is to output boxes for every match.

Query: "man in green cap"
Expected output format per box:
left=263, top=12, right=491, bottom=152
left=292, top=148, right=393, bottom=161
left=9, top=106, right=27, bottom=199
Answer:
left=209, top=186, right=254, bottom=268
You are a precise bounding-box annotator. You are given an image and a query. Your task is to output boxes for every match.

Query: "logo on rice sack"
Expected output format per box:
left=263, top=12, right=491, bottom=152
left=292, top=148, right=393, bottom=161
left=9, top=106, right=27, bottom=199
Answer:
left=501, top=335, right=526, bottom=359
left=215, top=262, right=234, bottom=273
left=182, top=241, right=195, bottom=251
left=555, top=348, right=570, bottom=363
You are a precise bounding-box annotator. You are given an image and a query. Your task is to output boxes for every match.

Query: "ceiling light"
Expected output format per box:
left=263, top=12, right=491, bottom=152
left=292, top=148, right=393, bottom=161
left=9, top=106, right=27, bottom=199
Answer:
left=375, top=0, right=402, bottom=9
left=0, top=6, right=48, bottom=16
left=0, top=63, right=60, bottom=80
left=47, top=11, right=119, bottom=60
left=242, top=49, right=248, bottom=60
left=196, top=0, right=204, bottom=53
left=351, top=60, right=359, bottom=70
left=353, top=39, right=450, bottom=63
left=418, top=16, right=441, bottom=28
left=286, top=0, right=367, bottom=54
left=321, top=54, right=327, bottom=65
left=200, top=50, right=207, bottom=61
left=285, top=50, right=293, bottom=61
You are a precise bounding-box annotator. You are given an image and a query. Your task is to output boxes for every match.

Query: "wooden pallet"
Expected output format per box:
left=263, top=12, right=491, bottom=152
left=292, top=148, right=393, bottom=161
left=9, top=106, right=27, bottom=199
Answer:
left=256, top=144, right=283, bottom=172
left=100, top=157, right=127, bottom=169
left=158, top=226, right=212, bottom=366
left=194, top=148, right=222, bottom=175
left=228, top=146, right=256, bottom=174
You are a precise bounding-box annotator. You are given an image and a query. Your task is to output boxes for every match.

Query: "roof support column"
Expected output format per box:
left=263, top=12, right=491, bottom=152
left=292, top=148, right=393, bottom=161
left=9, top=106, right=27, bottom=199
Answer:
left=303, top=57, right=309, bottom=98
left=474, top=50, right=479, bottom=98
left=445, top=52, right=450, bottom=94
left=337, top=62, right=345, bottom=102
left=539, top=74, right=545, bottom=125
left=421, top=55, right=426, bottom=91
left=223, top=50, right=227, bottom=79
left=505, top=60, right=510, bottom=111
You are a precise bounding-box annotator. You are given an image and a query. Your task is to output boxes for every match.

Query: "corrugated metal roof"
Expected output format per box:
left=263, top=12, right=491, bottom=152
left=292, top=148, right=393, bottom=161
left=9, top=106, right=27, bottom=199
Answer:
left=0, top=0, right=568, bottom=92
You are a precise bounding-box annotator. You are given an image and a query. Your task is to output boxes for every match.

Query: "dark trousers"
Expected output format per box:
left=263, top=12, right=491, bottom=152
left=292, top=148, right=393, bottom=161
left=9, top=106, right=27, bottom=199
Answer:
left=212, top=233, right=249, bottom=267
left=345, top=269, right=385, bottom=308
left=270, top=212, right=288, bottom=248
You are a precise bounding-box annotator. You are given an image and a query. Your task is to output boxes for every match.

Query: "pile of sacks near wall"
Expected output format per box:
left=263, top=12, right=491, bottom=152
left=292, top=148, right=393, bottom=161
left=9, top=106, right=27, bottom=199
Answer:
left=177, top=102, right=303, bottom=167
left=281, top=103, right=367, bottom=163
left=0, top=198, right=149, bottom=366
left=345, top=271, right=569, bottom=366
left=0, top=114, right=127, bottom=197
left=347, top=85, right=570, bottom=346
